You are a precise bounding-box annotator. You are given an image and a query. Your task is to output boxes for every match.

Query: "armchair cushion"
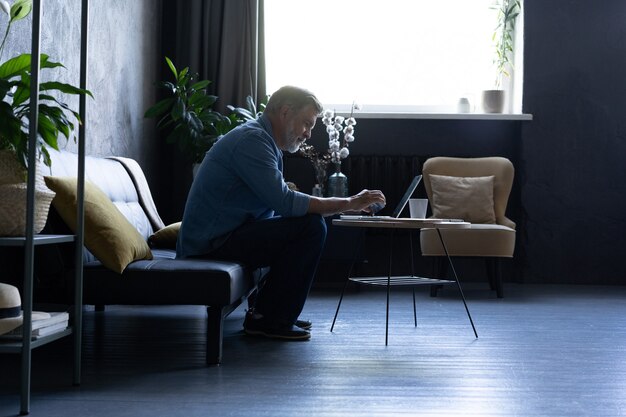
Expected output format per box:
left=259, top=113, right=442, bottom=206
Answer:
left=429, top=174, right=496, bottom=224
left=44, top=176, right=153, bottom=274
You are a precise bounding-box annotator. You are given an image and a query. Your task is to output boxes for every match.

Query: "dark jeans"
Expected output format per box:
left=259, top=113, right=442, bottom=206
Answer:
left=209, top=214, right=327, bottom=326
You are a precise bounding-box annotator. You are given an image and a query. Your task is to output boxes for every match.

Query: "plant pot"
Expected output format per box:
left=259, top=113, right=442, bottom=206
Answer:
left=481, top=90, right=505, bottom=113
left=0, top=149, right=28, bottom=185
left=0, top=149, right=46, bottom=188
left=0, top=150, right=55, bottom=236
left=0, top=183, right=55, bottom=236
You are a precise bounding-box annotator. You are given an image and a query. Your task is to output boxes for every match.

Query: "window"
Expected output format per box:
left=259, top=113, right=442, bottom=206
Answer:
left=264, top=0, right=523, bottom=114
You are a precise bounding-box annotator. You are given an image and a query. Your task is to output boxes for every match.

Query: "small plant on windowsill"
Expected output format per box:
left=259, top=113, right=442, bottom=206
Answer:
left=482, top=0, right=521, bottom=113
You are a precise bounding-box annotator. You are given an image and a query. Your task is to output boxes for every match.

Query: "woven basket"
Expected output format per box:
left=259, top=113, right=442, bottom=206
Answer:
left=0, top=149, right=46, bottom=188
left=0, top=183, right=56, bottom=236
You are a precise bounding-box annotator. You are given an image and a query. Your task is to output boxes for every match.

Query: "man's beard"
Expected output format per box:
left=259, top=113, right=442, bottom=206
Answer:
left=284, top=123, right=303, bottom=153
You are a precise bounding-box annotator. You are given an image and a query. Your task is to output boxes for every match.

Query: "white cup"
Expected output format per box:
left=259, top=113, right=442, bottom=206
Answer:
left=408, top=198, right=429, bottom=218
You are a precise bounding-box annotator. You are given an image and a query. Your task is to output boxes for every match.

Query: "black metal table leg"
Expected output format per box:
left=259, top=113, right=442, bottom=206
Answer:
left=436, top=228, right=478, bottom=338
left=385, top=228, right=395, bottom=346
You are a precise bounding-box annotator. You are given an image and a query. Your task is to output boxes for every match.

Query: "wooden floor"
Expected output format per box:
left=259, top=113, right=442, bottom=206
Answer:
left=1, top=283, right=626, bottom=417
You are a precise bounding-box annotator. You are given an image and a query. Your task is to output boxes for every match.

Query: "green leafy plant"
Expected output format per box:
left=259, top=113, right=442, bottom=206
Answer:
left=227, top=94, right=269, bottom=122
left=0, top=0, right=31, bottom=57
left=491, top=0, right=521, bottom=88
left=145, top=57, right=240, bottom=164
left=0, top=0, right=93, bottom=169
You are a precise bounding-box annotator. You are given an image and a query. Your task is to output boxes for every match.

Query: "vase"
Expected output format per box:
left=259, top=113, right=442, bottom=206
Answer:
left=313, top=162, right=329, bottom=197
left=327, top=162, right=348, bottom=197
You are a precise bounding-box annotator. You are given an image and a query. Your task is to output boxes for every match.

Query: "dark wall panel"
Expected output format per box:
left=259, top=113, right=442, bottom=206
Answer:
left=520, top=1, right=626, bottom=284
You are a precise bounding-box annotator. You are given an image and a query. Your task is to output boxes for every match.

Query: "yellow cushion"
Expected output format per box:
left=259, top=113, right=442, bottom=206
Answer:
left=44, top=176, right=153, bottom=273
left=429, top=174, right=496, bottom=224
left=148, top=222, right=181, bottom=249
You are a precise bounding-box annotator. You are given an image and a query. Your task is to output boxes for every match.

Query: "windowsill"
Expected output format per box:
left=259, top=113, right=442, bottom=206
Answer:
left=339, top=112, right=533, bottom=121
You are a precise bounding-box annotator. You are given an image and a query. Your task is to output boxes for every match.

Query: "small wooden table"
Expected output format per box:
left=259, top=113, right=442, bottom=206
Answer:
left=330, top=218, right=478, bottom=344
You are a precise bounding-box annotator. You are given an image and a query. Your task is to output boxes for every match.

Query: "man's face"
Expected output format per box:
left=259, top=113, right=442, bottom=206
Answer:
left=280, top=105, right=318, bottom=153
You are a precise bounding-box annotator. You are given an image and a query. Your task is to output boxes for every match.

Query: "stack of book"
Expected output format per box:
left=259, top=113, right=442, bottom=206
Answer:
left=0, top=311, right=69, bottom=340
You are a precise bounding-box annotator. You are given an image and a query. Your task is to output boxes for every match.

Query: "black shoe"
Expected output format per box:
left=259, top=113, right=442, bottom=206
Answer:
left=244, top=316, right=310, bottom=340
left=295, top=319, right=312, bottom=330
left=245, top=309, right=312, bottom=331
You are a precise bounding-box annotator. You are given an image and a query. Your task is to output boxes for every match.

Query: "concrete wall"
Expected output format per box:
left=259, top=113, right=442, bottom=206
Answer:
left=1, top=0, right=161, bottom=186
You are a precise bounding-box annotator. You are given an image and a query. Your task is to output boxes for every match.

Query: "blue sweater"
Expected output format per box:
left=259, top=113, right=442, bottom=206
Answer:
left=176, top=114, right=311, bottom=258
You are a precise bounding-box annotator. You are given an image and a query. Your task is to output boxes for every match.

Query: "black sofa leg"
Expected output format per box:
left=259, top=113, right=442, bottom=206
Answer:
left=206, top=306, right=224, bottom=366
left=95, top=304, right=105, bottom=312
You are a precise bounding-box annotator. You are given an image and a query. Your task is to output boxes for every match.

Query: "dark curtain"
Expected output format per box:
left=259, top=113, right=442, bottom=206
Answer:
left=161, top=0, right=266, bottom=111
left=157, top=0, right=266, bottom=223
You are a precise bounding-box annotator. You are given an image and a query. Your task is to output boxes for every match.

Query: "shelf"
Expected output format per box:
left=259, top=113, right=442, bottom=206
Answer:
left=0, top=327, right=73, bottom=353
left=0, top=234, right=75, bottom=247
left=0, top=1, right=88, bottom=413
left=349, top=275, right=455, bottom=287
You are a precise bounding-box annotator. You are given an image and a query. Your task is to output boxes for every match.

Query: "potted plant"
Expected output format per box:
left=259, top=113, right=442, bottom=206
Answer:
left=226, top=94, right=269, bottom=122
left=145, top=57, right=241, bottom=167
left=0, top=0, right=91, bottom=171
left=482, top=0, right=521, bottom=113
left=0, top=0, right=93, bottom=236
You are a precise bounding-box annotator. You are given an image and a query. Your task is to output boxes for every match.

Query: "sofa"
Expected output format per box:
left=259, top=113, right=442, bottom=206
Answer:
left=38, top=149, right=267, bottom=365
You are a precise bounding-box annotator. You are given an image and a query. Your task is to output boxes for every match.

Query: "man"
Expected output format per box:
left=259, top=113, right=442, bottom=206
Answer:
left=177, top=86, right=385, bottom=340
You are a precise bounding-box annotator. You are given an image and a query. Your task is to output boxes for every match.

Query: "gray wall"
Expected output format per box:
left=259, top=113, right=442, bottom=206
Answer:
left=2, top=0, right=161, bottom=186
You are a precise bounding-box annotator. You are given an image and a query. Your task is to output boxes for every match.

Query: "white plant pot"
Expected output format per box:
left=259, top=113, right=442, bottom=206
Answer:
left=481, top=90, right=505, bottom=113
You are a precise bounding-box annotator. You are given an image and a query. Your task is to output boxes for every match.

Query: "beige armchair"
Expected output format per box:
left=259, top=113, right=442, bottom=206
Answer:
left=420, top=157, right=516, bottom=298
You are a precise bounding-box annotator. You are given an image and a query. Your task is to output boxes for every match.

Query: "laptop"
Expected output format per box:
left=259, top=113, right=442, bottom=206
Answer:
left=339, top=175, right=422, bottom=221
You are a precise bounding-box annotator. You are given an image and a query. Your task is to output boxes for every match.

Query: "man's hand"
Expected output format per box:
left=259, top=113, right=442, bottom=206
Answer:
left=307, top=189, right=386, bottom=216
left=348, top=189, right=386, bottom=213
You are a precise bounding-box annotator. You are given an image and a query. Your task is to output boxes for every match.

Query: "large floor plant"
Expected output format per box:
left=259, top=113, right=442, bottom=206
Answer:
left=145, top=57, right=238, bottom=164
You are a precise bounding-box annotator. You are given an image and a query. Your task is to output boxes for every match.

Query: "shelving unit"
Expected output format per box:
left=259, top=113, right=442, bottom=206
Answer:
left=0, top=1, right=89, bottom=414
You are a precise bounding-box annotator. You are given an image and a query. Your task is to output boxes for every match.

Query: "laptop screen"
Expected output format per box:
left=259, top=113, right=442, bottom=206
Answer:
left=390, top=175, right=422, bottom=218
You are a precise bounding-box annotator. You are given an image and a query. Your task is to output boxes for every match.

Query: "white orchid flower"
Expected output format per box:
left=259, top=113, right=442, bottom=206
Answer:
left=308, top=105, right=358, bottom=166
left=0, top=0, right=10, bottom=16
